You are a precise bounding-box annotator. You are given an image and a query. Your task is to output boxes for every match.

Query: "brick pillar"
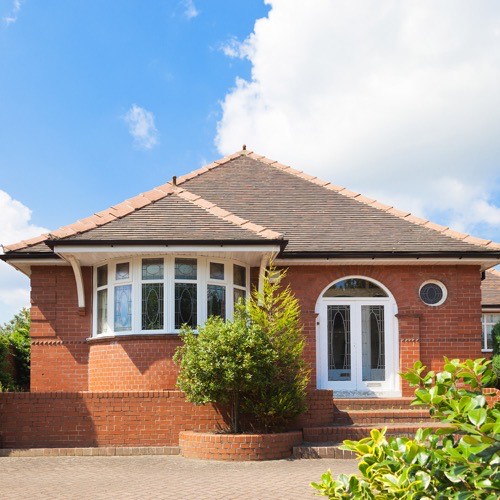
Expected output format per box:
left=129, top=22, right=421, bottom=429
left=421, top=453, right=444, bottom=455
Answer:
left=397, top=313, right=421, bottom=397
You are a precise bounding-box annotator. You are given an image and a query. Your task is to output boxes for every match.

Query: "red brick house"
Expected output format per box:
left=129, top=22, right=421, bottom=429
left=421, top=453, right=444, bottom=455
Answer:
left=1, top=149, right=499, bottom=449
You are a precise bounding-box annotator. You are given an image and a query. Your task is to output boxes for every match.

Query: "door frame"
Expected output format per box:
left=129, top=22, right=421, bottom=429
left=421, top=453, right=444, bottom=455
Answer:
left=315, top=276, right=401, bottom=397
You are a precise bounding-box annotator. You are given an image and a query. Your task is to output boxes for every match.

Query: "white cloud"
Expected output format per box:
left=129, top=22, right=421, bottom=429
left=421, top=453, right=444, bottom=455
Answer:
left=216, top=0, right=500, bottom=241
left=2, top=0, right=22, bottom=26
left=0, top=190, right=48, bottom=324
left=123, top=104, right=159, bottom=150
left=182, top=0, right=199, bottom=20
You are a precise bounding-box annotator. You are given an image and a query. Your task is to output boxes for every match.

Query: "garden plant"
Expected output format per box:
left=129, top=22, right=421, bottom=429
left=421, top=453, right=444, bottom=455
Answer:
left=311, top=358, right=500, bottom=499
left=174, top=266, right=309, bottom=433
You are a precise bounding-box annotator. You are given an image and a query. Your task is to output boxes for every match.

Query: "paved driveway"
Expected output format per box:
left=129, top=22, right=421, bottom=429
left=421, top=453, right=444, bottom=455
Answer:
left=0, top=455, right=358, bottom=499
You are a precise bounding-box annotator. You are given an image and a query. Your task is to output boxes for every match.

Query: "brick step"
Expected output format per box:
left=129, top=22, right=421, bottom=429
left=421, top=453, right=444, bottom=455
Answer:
left=333, top=397, right=416, bottom=411
left=293, top=443, right=356, bottom=460
left=333, top=408, right=431, bottom=425
left=303, top=422, right=445, bottom=443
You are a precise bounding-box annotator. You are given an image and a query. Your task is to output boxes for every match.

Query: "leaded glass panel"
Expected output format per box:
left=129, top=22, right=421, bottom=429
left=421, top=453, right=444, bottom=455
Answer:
left=207, top=284, right=225, bottom=319
left=327, top=305, right=351, bottom=381
left=323, top=279, right=387, bottom=298
left=142, top=259, right=164, bottom=280
left=210, top=262, right=224, bottom=280
left=361, top=305, right=385, bottom=381
left=233, top=265, right=246, bottom=287
left=142, top=283, right=164, bottom=330
left=116, top=262, right=130, bottom=281
left=114, top=284, right=132, bottom=332
left=97, top=289, right=107, bottom=334
left=97, top=265, right=108, bottom=288
left=175, top=283, right=197, bottom=329
left=233, top=288, right=246, bottom=305
left=175, top=258, right=197, bottom=280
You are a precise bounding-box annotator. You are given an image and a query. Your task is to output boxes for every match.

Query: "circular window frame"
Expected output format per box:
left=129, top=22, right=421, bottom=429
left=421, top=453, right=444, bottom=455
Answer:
left=419, top=280, right=447, bottom=307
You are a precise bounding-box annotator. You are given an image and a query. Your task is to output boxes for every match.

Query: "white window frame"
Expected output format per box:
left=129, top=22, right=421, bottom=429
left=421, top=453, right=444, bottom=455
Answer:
left=92, top=255, right=250, bottom=337
left=481, top=311, right=500, bottom=352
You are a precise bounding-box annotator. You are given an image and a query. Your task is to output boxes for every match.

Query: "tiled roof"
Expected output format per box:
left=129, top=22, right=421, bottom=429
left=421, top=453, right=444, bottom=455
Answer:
left=3, top=149, right=499, bottom=257
left=482, top=269, right=500, bottom=306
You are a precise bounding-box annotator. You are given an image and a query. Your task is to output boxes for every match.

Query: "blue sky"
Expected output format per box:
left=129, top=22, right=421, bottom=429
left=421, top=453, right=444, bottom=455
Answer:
left=1, top=0, right=499, bottom=323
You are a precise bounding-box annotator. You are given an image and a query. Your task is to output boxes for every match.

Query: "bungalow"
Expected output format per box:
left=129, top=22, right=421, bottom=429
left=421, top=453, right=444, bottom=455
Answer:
left=2, top=148, right=500, bottom=403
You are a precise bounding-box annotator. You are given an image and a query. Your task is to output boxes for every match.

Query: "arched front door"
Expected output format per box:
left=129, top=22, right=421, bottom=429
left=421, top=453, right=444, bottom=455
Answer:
left=316, top=277, right=400, bottom=396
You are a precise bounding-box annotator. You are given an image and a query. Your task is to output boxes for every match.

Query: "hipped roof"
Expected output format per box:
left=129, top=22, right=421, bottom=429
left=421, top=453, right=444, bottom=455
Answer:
left=2, top=149, right=500, bottom=259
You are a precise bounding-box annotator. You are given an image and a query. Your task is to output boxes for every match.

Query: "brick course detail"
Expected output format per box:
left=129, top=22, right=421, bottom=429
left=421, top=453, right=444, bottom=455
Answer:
left=179, top=431, right=303, bottom=461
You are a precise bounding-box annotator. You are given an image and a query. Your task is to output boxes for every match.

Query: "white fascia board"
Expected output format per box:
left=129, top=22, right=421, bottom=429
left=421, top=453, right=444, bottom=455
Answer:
left=275, top=257, right=500, bottom=269
left=54, top=244, right=283, bottom=254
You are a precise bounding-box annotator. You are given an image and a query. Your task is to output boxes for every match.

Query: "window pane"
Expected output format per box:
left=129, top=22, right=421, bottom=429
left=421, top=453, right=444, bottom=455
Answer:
left=114, top=284, right=132, bottom=332
left=142, top=283, right=164, bottom=330
left=116, top=262, right=130, bottom=281
left=323, top=279, right=388, bottom=298
left=175, top=258, right=197, bottom=280
left=207, top=284, right=226, bottom=319
left=233, top=265, right=246, bottom=287
left=97, top=265, right=108, bottom=287
left=485, top=324, right=494, bottom=351
left=142, top=258, right=164, bottom=280
left=97, top=289, right=107, bottom=334
left=233, top=288, right=246, bottom=305
left=210, top=262, right=225, bottom=280
left=175, top=283, right=197, bottom=329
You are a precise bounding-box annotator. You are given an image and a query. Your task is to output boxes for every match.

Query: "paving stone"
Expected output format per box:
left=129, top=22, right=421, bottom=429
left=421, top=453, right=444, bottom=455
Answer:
left=0, top=455, right=359, bottom=499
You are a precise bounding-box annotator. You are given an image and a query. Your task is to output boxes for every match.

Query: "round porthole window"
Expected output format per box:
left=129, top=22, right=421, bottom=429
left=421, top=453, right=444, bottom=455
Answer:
left=419, top=281, right=447, bottom=306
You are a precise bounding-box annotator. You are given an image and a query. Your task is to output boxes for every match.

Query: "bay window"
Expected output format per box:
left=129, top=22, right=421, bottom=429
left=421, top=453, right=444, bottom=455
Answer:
left=92, top=256, right=249, bottom=336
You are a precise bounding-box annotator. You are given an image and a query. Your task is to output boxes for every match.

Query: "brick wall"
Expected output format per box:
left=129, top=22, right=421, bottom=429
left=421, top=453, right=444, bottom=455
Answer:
left=0, top=390, right=333, bottom=449
left=30, top=266, right=92, bottom=391
left=29, top=264, right=482, bottom=395
left=281, top=264, right=483, bottom=395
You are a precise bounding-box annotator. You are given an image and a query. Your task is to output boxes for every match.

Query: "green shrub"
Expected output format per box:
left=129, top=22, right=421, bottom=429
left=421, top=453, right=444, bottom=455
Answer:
left=0, top=308, right=31, bottom=391
left=492, top=322, right=500, bottom=387
left=245, top=267, right=309, bottom=430
left=174, top=266, right=309, bottom=433
left=311, top=358, right=500, bottom=499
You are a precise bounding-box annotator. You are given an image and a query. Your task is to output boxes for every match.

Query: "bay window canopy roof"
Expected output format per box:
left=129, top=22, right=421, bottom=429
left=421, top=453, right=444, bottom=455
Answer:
left=2, top=149, right=499, bottom=270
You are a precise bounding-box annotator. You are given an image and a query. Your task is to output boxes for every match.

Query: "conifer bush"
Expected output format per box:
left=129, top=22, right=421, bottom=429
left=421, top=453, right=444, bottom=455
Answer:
left=174, top=266, right=309, bottom=433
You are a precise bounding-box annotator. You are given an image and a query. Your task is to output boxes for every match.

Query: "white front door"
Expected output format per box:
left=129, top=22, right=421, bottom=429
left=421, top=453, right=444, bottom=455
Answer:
left=318, top=298, right=399, bottom=396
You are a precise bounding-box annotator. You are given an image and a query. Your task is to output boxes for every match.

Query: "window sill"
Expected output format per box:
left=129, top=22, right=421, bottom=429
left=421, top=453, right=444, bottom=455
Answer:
left=86, top=332, right=181, bottom=344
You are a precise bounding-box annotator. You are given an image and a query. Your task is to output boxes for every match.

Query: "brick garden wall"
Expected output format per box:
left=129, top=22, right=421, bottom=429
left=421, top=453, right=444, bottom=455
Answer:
left=0, top=390, right=333, bottom=449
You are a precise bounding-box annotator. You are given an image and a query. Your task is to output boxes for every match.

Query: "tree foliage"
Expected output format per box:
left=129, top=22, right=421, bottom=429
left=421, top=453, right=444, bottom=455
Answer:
left=0, top=308, right=31, bottom=391
left=174, top=266, right=309, bottom=432
left=311, top=358, right=500, bottom=499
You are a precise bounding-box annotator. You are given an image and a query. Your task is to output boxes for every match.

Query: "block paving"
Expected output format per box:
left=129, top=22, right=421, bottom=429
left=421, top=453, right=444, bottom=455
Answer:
left=0, top=455, right=358, bottom=499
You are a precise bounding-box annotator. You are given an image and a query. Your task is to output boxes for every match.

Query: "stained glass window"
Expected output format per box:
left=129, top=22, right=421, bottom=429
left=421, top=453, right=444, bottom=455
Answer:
left=97, top=265, right=108, bottom=287
left=175, top=283, right=197, bottom=329
left=114, top=284, right=132, bottom=332
left=97, top=289, right=107, bottom=334
left=327, top=305, right=351, bottom=381
left=207, top=285, right=225, bottom=319
left=233, top=288, right=246, bottom=306
left=323, top=279, right=387, bottom=298
left=116, top=262, right=130, bottom=281
left=210, top=262, right=224, bottom=280
left=233, top=265, right=246, bottom=287
left=142, top=259, right=164, bottom=280
left=175, top=258, right=197, bottom=280
left=142, top=283, right=164, bottom=330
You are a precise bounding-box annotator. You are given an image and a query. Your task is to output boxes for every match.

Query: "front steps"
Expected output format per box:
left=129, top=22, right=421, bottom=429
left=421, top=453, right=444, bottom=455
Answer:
left=297, top=397, right=439, bottom=459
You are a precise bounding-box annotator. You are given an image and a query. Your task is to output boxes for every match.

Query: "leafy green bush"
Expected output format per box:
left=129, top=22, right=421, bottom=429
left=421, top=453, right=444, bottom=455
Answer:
left=311, top=358, right=500, bottom=499
left=492, top=322, right=500, bottom=387
left=174, top=266, right=309, bottom=433
left=0, top=308, right=31, bottom=391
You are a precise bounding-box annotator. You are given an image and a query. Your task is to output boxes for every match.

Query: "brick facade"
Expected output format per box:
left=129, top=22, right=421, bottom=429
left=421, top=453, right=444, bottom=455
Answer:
left=29, top=264, right=483, bottom=397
